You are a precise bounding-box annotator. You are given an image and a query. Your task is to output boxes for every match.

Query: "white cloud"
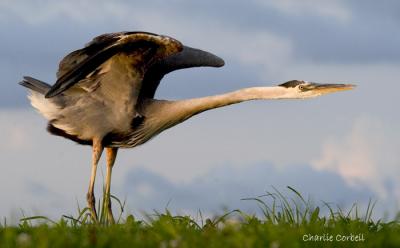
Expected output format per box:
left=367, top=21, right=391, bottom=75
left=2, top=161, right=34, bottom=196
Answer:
left=207, top=29, right=293, bottom=78
left=0, top=110, right=91, bottom=219
left=0, top=0, right=129, bottom=25
left=0, top=0, right=294, bottom=78
left=95, top=4, right=294, bottom=77
left=312, top=116, right=400, bottom=200
left=1, top=0, right=351, bottom=25
left=120, top=163, right=374, bottom=217
left=257, top=0, right=351, bottom=23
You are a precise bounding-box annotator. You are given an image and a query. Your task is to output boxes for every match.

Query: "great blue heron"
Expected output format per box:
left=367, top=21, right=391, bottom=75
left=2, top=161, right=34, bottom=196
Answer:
left=19, top=31, right=354, bottom=223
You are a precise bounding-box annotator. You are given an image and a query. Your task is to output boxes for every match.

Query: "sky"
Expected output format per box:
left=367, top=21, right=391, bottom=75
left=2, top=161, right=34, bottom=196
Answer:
left=0, top=0, right=399, bottom=221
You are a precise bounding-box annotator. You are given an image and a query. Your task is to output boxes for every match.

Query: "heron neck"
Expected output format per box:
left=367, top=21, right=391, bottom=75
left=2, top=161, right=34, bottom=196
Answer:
left=140, top=86, right=289, bottom=139
left=168, top=86, right=288, bottom=122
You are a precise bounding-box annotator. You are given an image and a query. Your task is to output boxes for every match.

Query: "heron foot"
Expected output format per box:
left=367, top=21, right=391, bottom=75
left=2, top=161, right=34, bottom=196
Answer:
left=107, top=198, right=115, bottom=224
left=87, top=192, right=98, bottom=222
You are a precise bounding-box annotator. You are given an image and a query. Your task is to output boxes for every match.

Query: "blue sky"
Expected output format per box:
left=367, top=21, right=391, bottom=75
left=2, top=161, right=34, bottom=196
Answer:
left=0, top=0, right=399, bottom=220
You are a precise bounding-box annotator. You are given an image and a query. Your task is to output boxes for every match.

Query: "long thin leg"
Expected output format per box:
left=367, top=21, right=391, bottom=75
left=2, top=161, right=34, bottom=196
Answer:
left=105, top=147, right=118, bottom=224
left=87, top=138, right=103, bottom=222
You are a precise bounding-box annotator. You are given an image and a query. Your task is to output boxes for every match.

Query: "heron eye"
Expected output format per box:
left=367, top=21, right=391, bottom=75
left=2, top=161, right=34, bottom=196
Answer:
left=299, top=85, right=305, bottom=91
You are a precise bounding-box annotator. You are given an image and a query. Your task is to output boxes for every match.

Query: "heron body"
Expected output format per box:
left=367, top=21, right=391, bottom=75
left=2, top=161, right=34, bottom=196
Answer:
left=20, top=31, right=354, bottom=223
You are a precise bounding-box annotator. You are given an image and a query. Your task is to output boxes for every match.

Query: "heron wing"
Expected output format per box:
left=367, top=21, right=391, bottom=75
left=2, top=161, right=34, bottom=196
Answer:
left=46, top=32, right=182, bottom=98
left=140, top=46, right=225, bottom=99
left=56, top=32, right=122, bottom=79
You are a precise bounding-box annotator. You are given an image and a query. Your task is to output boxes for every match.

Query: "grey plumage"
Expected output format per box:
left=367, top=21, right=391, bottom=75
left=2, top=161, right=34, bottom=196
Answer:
left=20, top=32, right=225, bottom=148
left=46, top=32, right=178, bottom=98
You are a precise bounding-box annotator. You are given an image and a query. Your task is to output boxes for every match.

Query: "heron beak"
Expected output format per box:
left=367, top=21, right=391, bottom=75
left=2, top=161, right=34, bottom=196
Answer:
left=311, top=83, right=356, bottom=94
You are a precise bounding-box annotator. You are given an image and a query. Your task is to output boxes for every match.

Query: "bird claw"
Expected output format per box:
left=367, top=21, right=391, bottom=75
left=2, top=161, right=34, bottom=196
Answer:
left=87, top=192, right=98, bottom=222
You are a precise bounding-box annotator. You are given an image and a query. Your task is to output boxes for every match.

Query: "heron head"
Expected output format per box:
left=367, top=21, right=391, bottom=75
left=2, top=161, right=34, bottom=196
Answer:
left=278, top=80, right=355, bottom=99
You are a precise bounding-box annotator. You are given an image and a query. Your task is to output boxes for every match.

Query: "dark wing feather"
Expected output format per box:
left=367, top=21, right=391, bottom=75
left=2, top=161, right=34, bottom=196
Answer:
left=46, top=32, right=182, bottom=98
left=47, top=44, right=123, bottom=98
left=140, top=46, right=225, bottom=99
left=56, top=32, right=123, bottom=79
left=56, top=32, right=159, bottom=78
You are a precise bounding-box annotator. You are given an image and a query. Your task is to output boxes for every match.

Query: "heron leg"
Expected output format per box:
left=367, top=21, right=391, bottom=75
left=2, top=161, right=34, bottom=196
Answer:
left=105, top=147, right=118, bottom=224
left=87, top=138, right=103, bottom=222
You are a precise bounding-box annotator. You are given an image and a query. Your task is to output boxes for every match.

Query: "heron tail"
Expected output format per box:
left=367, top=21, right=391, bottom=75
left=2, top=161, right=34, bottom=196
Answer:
left=19, top=76, right=51, bottom=95
left=20, top=76, right=61, bottom=121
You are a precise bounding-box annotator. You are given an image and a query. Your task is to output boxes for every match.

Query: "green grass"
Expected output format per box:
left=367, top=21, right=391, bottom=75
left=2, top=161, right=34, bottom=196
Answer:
left=1, top=187, right=399, bottom=248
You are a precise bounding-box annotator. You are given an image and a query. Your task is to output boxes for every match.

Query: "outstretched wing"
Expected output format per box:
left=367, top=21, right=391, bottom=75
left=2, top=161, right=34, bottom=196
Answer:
left=46, top=31, right=182, bottom=98
left=55, top=32, right=122, bottom=79
left=140, top=45, right=225, bottom=99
